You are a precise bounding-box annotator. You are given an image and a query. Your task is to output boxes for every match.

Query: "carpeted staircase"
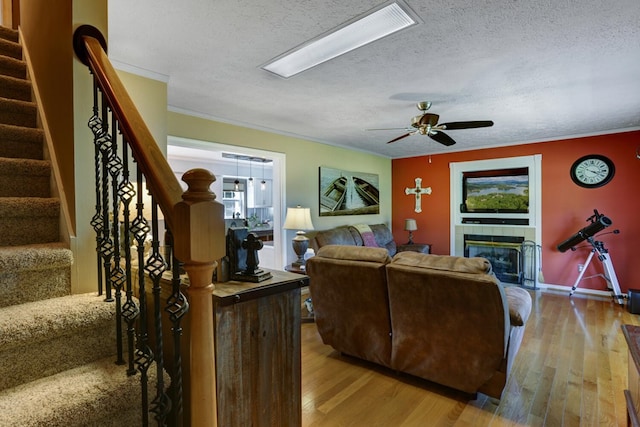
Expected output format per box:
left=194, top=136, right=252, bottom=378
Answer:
left=0, top=25, right=148, bottom=426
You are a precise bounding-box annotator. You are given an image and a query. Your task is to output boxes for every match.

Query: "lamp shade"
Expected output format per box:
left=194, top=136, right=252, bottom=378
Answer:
left=283, top=206, right=314, bottom=231
left=404, top=219, right=417, bottom=231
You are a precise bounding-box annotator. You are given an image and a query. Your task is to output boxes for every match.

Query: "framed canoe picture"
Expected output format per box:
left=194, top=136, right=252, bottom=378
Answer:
left=319, top=167, right=380, bottom=216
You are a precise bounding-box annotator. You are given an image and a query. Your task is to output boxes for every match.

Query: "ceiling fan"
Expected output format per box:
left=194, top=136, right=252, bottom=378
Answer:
left=367, top=101, right=494, bottom=146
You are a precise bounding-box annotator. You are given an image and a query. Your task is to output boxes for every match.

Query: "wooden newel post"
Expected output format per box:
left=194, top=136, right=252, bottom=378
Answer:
left=173, top=168, right=226, bottom=427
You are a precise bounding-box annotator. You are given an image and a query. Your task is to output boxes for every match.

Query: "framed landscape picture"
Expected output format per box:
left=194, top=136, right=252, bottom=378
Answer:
left=319, top=167, right=380, bottom=216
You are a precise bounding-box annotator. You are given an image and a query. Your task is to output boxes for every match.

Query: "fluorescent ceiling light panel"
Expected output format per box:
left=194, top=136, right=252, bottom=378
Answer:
left=262, top=1, right=420, bottom=78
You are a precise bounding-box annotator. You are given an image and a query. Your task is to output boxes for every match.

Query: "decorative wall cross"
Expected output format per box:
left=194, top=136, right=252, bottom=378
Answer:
left=405, top=178, right=431, bottom=213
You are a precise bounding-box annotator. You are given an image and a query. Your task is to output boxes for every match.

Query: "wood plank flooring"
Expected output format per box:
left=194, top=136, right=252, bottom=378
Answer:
left=301, top=289, right=640, bottom=426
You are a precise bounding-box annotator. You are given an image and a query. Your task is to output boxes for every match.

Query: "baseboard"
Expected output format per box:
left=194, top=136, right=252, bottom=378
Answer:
left=534, top=281, right=613, bottom=298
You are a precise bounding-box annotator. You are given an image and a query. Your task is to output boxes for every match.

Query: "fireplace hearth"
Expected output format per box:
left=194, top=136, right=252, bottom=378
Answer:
left=464, top=234, right=524, bottom=284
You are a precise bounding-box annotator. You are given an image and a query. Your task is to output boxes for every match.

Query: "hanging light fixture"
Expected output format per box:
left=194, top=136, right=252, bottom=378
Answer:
left=260, top=160, right=266, bottom=191
left=248, top=158, right=254, bottom=187
left=234, top=156, right=240, bottom=191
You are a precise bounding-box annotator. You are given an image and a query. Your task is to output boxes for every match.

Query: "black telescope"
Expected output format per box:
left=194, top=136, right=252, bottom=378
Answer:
left=557, top=209, right=612, bottom=252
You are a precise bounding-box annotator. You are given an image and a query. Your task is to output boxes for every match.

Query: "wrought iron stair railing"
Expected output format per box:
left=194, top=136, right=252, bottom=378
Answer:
left=73, top=25, right=224, bottom=427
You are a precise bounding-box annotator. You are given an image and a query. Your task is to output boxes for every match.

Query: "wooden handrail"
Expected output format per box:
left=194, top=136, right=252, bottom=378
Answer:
left=74, top=26, right=182, bottom=230
left=74, top=25, right=225, bottom=426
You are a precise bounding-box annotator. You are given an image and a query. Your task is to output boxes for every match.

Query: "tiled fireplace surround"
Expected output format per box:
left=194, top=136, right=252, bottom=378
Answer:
left=450, top=155, right=542, bottom=284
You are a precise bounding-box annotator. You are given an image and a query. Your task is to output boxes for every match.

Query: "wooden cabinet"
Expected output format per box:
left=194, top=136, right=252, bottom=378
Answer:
left=622, top=324, right=640, bottom=427
left=247, top=179, right=272, bottom=207
left=134, top=268, right=307, bottom=426
left=213, top=269, right=308, bottom=426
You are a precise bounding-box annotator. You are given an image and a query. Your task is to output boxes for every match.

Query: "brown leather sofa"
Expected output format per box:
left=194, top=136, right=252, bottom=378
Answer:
left=305, top=245, right=532, bottom=399
left=309, top=223, right=428, bottom=256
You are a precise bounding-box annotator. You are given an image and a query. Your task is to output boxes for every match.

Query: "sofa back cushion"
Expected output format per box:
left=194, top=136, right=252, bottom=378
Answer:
left=391, top=251, right=493, bottom=274
left=310, top=223, right=397, bottom=255
left=386, top=251, right=510, bottom=394
left=367, top=224, right=397, bottom=255
left=306, top=245, right=393, bottom=367
left=311, top=226, right=360, bottom=249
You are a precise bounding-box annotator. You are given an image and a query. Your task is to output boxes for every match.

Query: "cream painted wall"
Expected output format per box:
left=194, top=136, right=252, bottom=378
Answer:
left=116, top=70, right=168, bottom=155
left=72, top=0, right=169, bottom=293
left=71, top=0, right=107, bottom=293
left=167, top=112, right=392, bottom=264
left=70, top=0, right=389, bottom=278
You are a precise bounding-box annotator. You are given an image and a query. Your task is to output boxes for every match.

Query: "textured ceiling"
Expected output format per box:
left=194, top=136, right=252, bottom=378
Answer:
left=108, top=0, right=640, bottom=159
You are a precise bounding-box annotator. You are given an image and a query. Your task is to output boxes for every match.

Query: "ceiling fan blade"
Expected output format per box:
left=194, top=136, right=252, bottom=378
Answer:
left=386, top=133, right=412, bottom=144
left=429, top=131, right=457, bottom=146
left=365, top=127, right=411, bottom=131
left=440, top=120, right=494, bottom=130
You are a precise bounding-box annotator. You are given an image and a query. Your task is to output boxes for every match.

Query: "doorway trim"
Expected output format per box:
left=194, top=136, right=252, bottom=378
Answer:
left=168, top=135, right=287, bottom=270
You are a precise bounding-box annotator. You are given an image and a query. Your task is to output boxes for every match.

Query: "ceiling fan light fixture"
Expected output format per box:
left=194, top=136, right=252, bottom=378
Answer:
left=261, top=0, right=421, bottom=78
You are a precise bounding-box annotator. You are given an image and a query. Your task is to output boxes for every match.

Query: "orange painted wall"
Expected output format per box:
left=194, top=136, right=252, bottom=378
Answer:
left=392, top=131, right=640, bottom=292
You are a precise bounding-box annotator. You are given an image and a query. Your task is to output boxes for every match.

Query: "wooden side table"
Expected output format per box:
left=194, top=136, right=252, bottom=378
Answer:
left=285, top=264, right=306, bottom=274
left=285, top=264, right=314, bottom=322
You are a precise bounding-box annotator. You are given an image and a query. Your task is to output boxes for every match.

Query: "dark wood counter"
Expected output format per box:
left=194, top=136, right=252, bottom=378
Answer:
left=622, top=324, right=640, bottom=427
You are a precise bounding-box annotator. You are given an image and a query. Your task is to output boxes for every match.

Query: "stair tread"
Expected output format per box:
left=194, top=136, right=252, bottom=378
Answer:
left=0, top=293, right=116, bottom=351
left=0, top=242, right=72, bottom=272
left=0, top=197, right=59, bottom=216
left=0, top=74, right=31, bottom=101
left=0, top=356, right=151, bottom=427
left=0, top=122, right=43, bottom=139
left=0, top=26, right=19, bottom=43
left=0, top=156, right=50, bottom=175
left=0, top=54, right=26, bottom=79
left=0, top=96, right=37, bottom=128
left=0, top=95, right=36, bottom=108
left=0, top=38, right=21, bottom=60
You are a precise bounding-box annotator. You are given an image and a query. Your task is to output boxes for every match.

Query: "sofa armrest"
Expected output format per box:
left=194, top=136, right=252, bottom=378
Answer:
left=504, top=286, right=532, bottom=326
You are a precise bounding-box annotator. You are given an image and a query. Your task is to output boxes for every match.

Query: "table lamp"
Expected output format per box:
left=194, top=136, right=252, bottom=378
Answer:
left=283, top=205, right=314, bottom=268
left=404, top=218, right=417, bottom=244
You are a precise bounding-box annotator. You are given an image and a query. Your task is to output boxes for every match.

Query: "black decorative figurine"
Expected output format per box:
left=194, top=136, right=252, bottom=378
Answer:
left=227, top=227, right=272, bottom=282
left=242, top=233, right=263, bottom=275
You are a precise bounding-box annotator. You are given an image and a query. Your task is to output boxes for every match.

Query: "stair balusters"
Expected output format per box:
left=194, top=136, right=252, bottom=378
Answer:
left=119, top=137, right=139, bottom=377
left=76, top=25, right=223, bottom=426
left=86, top=81, right=184, bottom=426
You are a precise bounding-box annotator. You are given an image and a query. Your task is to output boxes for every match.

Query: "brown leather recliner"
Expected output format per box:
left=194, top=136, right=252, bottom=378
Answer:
left=305, top=245, right=393, bottom=368
left=305, top=245, right=532, bottom=399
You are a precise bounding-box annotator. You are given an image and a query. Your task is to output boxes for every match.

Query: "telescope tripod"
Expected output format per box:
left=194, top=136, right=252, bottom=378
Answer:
left=569, top=237, right=624, bottom=305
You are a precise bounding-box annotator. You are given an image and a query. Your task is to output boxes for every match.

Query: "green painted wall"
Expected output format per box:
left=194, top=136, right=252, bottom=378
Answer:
left=167, top=111, right=393, bottom=234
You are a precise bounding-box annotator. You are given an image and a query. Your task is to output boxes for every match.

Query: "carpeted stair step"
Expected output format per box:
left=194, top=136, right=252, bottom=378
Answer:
left=0, top=197, right=59, bottom=246
left=0, top=37, right=21, bottom=60
left=0, top=157, right=50, bottom=197
left=0, top=74, right=32, bottom=101
left=0, top=123, right=43, bottom=159
left=0, top=96, right=37, bottom=128
left=0, top=54, right=26, bottom=79
left=0, top=243, right=72, bottom=307
left=0, top=356, right=157, bottom=427
left=0, top=26, right=18, bottom=43
left=0, top=292, right=120, bottom=392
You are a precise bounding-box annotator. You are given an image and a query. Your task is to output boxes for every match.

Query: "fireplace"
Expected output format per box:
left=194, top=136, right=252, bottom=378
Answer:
left=464, top=234, right=524, bottom=284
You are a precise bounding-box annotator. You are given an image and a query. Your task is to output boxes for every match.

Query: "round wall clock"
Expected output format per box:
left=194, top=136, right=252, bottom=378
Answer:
left=570, top=154, right=615, bottom=188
